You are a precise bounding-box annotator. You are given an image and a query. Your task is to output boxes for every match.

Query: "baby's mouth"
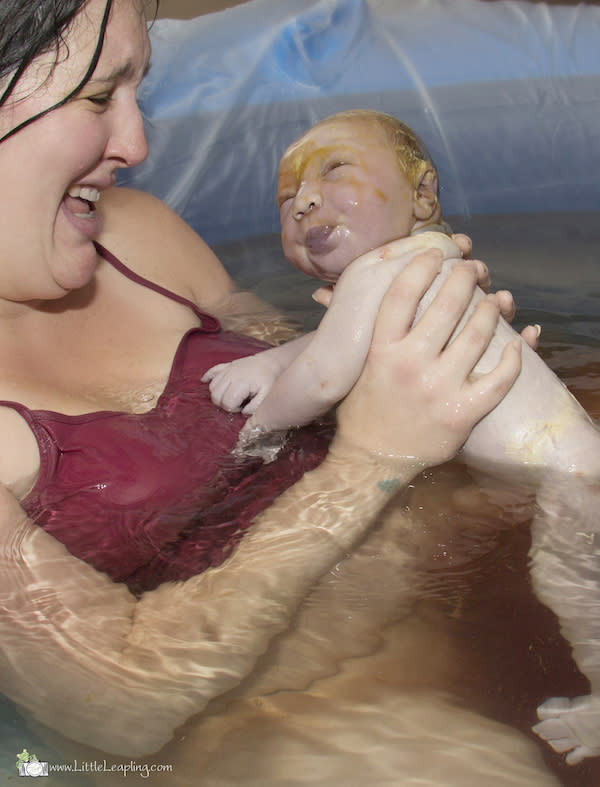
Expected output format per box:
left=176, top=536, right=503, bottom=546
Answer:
left=304, top=224, right=336, bottom=254
left=65, top=185, right=100, bottom=217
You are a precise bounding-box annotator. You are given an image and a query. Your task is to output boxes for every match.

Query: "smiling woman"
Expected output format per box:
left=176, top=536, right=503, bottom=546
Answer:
left=0, top=0, right=150, bottom=298
left=0, top=1, right=575, bottom=785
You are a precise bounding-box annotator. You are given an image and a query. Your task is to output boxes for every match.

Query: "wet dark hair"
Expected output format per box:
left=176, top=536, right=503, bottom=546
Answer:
left=0, top=0, right=158, bottom=144
left=0, top=1, right=91, bottom=87
left=0, top=0, right=113, bottom=143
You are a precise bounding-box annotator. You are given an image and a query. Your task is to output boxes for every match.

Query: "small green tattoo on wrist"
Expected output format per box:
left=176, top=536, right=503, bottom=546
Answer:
left=377, top=478, right=401, bottom=494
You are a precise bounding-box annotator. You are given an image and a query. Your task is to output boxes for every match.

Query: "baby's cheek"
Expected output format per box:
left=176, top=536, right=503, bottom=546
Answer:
left=280, top=226, right=296, bottom=257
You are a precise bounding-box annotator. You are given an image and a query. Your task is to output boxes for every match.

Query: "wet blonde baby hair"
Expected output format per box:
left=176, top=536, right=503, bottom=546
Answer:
left=311, top=109, right=436, bottom=193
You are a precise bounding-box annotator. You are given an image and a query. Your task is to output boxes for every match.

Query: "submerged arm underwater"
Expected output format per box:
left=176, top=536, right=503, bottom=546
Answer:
left=0, top=452, right=417, bottom=756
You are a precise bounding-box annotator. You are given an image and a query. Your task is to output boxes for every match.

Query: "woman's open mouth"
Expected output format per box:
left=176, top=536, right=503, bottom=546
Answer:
left=65, top=185, right=100, bottom=217
left=61, top=185, right=103, bottom=238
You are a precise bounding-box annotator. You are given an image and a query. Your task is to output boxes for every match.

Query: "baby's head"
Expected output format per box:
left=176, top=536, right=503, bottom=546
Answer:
left=277, top=110, right=444, bottom=282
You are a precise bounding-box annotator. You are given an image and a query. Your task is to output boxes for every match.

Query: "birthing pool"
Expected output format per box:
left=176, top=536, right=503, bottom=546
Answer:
left=2, top=0, right=600, bottom=785
left=0, top=211, right=597, bottom=787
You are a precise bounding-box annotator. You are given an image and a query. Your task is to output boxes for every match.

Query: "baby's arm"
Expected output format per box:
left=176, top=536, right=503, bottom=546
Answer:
left=242, top=233, right=461, bottom=437
left=202, top=332, right=315, bottom=413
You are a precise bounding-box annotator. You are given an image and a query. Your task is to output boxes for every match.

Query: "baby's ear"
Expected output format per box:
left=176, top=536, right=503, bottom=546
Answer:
left=413, top=168, right=439, bottom=221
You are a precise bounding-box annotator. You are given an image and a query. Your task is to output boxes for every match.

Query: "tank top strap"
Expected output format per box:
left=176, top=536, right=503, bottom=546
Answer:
left=94, top=242, right=221, bottom=333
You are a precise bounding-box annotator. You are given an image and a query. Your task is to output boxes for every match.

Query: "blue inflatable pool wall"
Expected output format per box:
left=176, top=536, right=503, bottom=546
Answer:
left=118, top=0, right=600, bottom=245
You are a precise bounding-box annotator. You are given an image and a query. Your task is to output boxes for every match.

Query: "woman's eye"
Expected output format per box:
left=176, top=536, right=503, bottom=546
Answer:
left=87, top=94, right=112, bottom=107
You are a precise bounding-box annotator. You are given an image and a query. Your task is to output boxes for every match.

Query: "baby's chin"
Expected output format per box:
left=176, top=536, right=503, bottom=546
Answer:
left=305, top=253, right=348, bottom=283
left=291, top=237, right=373, bottom=281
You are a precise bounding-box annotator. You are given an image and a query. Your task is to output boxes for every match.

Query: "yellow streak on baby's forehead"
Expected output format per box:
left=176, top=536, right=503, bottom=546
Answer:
left=279, top=134, right=358, bottom=181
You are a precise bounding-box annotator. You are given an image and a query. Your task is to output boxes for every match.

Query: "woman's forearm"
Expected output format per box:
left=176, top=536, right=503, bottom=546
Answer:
left=0, top=251, right=522, bottom=757
left=0, top=450, right=420, bottom=756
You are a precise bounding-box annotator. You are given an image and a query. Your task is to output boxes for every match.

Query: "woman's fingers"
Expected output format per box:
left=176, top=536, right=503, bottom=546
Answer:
left=495, top=289, right=515, bottom=323
left=370, top=249, right=444, bottom=346
left=440, top=293, right=503, bottom=379
left=311, top=285, right=334, bottom=307
left=410, top=260, right=479, bottom=355
left=464, top=338, right=522, bottom=416
left=337, top=247, right=523, bottom=467
left=474, top=260, right=491, bottom=292
left=452, top=233, right=472, bottom=259
left=521, top=322, right=541, bottom=350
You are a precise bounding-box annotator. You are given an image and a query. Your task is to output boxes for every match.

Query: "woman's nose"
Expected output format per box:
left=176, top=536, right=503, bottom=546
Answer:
left=293, top=182, right=322, bottom=219
left=105, top=99, right=149, bottom=169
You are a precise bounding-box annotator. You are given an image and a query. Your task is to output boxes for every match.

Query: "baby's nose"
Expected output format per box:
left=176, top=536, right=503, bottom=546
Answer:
left=294, top=183, right=322, bottom=218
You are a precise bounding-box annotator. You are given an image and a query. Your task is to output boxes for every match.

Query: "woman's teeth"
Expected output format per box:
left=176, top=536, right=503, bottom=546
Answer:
left=67, top=185, right=100, bottom=203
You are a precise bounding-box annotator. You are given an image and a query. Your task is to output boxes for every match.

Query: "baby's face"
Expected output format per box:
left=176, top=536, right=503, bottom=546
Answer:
left=277, top=118, right=417, bottom=282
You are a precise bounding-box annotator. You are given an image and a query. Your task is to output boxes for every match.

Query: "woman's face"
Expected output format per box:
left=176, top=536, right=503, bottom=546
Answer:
left=0, top=0, right=151, bottom=301
left=277, top=118, right=419, bottom=282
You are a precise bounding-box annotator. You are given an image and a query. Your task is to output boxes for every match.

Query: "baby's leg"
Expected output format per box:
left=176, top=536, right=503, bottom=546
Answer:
left=530, top=475, right=600, bottom=763
left=409, top=248, right=600, bottom=480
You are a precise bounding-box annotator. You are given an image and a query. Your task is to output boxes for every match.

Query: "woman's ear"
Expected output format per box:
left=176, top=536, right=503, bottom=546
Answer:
left=413, top=168, right=439, bottom=221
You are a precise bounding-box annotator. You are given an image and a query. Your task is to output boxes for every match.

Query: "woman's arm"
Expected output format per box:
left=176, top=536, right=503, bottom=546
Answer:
left=0, top=251, right=521, bottom=757
left=0, top=452, right=413, bottom=757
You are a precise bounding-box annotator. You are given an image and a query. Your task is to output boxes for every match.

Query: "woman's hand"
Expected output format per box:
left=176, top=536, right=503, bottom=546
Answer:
left=455, top=232, right=540, bottom=351
left=334, top=250, right=522, bottom=467
left=314, top=237, right=540, bottom=352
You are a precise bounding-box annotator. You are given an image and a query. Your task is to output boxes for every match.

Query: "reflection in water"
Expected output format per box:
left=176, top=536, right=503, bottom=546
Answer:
left=1, top=214, right=599, bottom=785
left=20, top=472, right=562, bottom=786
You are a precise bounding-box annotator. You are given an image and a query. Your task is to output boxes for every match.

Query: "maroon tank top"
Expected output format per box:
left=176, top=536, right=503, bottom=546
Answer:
left=1, top=244, right=331, bottom=594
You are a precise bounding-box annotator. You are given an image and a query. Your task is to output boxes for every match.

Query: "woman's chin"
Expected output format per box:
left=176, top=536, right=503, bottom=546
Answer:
left=49, top=247, right=99, bottom=294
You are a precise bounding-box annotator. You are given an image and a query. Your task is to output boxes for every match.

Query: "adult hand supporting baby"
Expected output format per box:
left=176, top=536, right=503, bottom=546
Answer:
left=312, top=240, right=540, bottom=352
left=333, top=249, right=522, bottom=466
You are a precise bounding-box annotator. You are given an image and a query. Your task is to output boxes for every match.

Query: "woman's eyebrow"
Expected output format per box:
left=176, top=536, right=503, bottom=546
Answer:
left=89, top=59, right=152, bottom=84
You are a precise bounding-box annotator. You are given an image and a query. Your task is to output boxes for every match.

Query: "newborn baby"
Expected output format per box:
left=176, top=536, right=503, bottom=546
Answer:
left=204, top=110, right=600, bottom=481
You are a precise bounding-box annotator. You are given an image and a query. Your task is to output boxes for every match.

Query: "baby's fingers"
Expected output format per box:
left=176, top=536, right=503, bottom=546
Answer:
left=206, top=375, right=231, bottom=408
left=220, top=380, right=255, bottom=412
left=242, top=387, right=267, bottom=415
left=204, top=370, right=242, bottom=410
left=201, top=363, right=228, bottom=383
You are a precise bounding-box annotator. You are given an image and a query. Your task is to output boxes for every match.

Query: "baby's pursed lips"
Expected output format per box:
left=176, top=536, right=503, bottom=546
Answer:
left=304, top=224, right=335, bottom=254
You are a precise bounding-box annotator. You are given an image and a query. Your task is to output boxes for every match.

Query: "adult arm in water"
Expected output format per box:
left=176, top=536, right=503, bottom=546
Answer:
left=0, top=253, right=522, bottom=756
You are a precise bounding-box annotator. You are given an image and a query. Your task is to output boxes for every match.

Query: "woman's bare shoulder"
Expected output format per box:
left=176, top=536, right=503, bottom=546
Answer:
left=97, top=187, right=235, bottom=307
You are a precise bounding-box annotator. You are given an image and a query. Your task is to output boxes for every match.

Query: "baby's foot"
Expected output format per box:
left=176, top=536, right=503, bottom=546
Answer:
left=533, top=694, right=600, bottom=764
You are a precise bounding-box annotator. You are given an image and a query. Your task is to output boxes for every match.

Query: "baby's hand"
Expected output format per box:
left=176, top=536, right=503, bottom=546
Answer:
left=202, top=354, right=282, bottom=414
left=533, top=694, right=600, bottom=764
